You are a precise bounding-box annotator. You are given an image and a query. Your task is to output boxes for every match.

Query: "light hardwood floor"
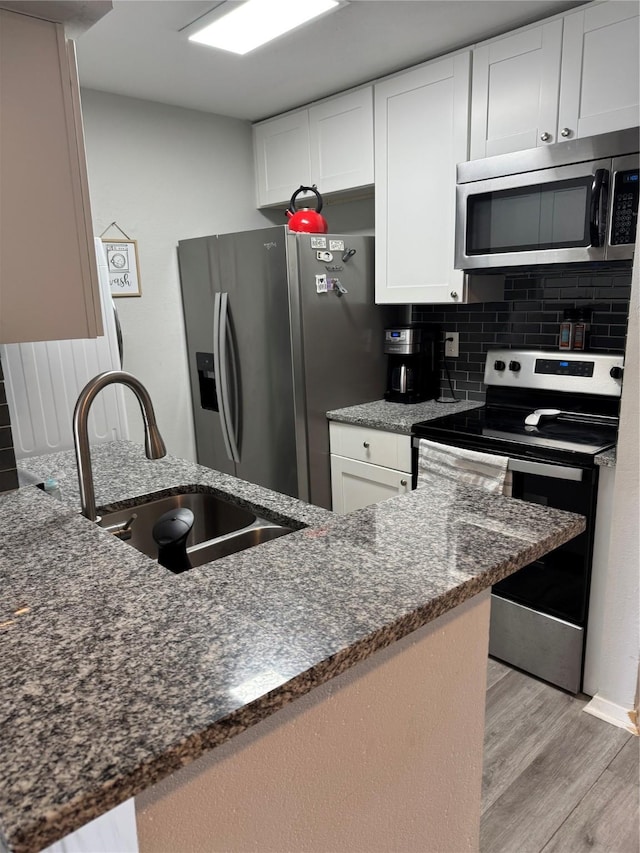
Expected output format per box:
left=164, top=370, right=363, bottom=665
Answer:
left=481, top=659, right=639, bottom=853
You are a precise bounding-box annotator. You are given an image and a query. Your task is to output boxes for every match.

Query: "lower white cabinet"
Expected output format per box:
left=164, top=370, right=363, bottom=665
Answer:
left=329, top=422, right=412, bottom=514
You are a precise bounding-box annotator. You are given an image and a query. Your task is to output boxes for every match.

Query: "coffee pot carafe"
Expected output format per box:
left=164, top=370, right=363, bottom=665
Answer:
left=384, top=326, right=439, bottom=404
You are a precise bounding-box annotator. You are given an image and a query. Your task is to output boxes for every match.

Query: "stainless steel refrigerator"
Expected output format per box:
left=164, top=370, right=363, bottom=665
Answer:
left=178, top=226, right=389, bottom=509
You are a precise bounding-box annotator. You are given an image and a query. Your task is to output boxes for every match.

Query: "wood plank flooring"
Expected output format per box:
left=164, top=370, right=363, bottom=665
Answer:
left=481, top=659, right=639, bottom=853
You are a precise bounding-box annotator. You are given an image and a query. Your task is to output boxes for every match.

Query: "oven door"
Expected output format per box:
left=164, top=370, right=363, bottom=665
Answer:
left=493, top=457, right=597, bottom=624
left=412, top=439, right=598, bottom=692
left=455, top=159, right=611, bottom=269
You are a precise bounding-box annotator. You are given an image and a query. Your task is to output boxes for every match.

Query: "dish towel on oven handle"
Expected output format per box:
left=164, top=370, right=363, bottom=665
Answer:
left=417, top=438, right=512, bottom=496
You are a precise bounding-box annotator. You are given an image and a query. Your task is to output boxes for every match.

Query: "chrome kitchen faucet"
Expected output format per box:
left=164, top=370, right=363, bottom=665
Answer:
left=73, top=371, right=166, bottom=521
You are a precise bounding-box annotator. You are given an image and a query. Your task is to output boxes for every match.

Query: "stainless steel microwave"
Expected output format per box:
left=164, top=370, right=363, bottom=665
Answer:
left=455, top=128, right=639, bottom=270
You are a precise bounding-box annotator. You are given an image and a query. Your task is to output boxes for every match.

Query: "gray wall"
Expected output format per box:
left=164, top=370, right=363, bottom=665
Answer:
left=80, top=89, right=272, bottom=461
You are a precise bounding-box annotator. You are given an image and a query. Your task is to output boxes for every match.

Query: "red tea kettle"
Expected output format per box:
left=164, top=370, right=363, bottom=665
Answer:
left=286, top=185, right=328, bottom=233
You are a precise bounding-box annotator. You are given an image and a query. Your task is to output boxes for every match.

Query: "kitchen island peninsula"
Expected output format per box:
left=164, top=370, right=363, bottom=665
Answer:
left=1, top=442, right=585, bottom=853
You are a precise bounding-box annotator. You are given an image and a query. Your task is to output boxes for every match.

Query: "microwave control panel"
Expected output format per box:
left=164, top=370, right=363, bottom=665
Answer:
left=610, top=169, right=639, bottom=245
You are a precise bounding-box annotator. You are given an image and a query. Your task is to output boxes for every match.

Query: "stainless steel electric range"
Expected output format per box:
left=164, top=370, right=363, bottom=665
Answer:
left=412, top=348, right=624, bottom=693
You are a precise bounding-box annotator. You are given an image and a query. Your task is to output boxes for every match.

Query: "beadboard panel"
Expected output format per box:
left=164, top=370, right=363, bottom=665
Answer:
left=0, top=240, right=128, bottom=460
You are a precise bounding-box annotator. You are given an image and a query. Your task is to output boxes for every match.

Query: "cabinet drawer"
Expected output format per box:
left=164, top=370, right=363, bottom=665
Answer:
left=329, top=422, right=411, bottom=473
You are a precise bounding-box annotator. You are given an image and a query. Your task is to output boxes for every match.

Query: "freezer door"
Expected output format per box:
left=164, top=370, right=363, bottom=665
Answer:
left=290, top=233, right=389, bottom=508
left=216, top=227, right=298, bottom=497
left=177, top=236, right=235, bottom=476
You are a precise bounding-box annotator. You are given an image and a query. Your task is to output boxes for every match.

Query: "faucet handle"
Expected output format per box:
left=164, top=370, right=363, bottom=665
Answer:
left=105, top=513, right=138, bottom=541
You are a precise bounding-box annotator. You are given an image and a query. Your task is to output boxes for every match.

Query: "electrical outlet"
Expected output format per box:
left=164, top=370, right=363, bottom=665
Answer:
left=444, top=331, right=459, bottom=358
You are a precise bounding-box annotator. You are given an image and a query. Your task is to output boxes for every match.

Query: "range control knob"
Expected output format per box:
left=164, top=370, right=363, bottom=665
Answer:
left=610, top=366, right=624, bottom=380
left=509, top=360, right=521, bottom=372
left=494, top=360, right=506, bottom=371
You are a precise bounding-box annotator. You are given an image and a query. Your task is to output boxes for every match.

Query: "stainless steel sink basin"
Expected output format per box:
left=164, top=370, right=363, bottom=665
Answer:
left=98, top=490, right=295, bottom=570
left=187, top=522, right=293, bottom=567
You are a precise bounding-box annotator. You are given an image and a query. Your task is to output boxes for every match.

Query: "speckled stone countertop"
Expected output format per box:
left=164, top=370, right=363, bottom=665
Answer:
left=328, top=399, right=617, bottom=466
left=595, top=447, right=616, bottom=467
left=1, top=441, right=585, bottom=853
left=326, top=398, right=483, bottom=434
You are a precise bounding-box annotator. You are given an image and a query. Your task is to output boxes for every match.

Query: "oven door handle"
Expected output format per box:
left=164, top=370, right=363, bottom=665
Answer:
left=507, top=458, right=583, bottom=481
left=412, top=438, right=584, bottom=482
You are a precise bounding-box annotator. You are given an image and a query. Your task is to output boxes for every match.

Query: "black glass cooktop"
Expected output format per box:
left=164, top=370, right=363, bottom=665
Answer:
left=413, top=405, right=618, bottom=466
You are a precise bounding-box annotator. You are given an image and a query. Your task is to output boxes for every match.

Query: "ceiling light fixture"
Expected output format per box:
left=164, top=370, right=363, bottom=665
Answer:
left=187, top=0, right=341, bottom=55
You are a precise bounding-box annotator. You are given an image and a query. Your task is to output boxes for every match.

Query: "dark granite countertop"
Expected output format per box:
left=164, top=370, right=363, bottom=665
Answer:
left=327, top=398, right=483, bottom=435
left=595, top=447, right=616, bottom=467
left=1, top=441, right=585, bottom=853
left=328, top=400, right=617, bottom=467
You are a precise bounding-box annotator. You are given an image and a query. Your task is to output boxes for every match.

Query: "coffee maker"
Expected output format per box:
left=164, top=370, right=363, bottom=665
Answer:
left=384, top=326, right=439, bottom=404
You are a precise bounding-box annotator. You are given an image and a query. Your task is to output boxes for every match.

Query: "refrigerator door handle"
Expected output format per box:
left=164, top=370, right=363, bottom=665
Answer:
left=217, top=292, right=240, bottom=464
left=213, top=293, right=236, bottom=464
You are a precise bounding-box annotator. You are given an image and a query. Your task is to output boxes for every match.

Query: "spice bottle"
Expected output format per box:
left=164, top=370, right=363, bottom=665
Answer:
left=572, top=308, right=591, bottom=351
left=559, top=320, right=574, bottom=350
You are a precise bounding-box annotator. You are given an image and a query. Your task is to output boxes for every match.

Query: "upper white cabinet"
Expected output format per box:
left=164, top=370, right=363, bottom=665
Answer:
left=0, top=9, right=102, bottom=343
left=253, top=87, right=374, bottom=207
left=470, top=1, right=640, bottom=159
left=308, top=88, right=374, bottom=196
left=559, top=1, right=640, bottom=140
left=374, top=53, right=502, bottom=305
left=253, top=110, right=311, bottom=208
left=470, top=20, right=563, bottom=158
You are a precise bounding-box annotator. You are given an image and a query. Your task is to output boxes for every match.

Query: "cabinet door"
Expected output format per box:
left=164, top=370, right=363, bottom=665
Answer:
left=0, top=11, right=101, bottom=343
left=253, top=110, right=311, bottom=207
left=374, top=53, right=470, bottom=305
left=308, top=87, right=374, bottom=194
left=470, top=20, right=563, bottom=158
left=330, top=454, right=411, bottom=514
left=559, top=1, right=640, bottom=140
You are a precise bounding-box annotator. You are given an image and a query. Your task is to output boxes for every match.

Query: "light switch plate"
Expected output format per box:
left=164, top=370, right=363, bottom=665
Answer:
left=445, top=331, right=459, bottom=358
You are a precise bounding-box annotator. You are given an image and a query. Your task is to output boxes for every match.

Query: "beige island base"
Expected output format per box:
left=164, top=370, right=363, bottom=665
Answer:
left=132, top=590, right=490, bottom=853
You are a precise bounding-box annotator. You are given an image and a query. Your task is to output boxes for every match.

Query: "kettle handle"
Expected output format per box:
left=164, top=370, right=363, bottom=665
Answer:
left=288, top=185, right=323, bottom=214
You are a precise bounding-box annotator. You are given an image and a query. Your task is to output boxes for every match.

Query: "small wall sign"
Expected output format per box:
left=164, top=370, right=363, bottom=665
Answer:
left=102, top=238, right=141, bottom=297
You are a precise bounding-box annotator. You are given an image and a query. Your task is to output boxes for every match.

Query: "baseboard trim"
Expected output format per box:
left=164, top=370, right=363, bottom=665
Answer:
left=584, top=693, right=639, bottom=735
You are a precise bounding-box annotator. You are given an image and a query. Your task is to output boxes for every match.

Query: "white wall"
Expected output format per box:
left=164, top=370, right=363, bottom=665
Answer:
left=80, top=89, right=271, bottom=460
left=585, top=245, right=640, bottom=733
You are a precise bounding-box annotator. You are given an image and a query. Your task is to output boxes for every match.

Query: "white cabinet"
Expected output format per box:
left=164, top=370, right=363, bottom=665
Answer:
left=559, top=1, right=640, bottom=141
left=253, top=110, right=311, bottom=208
left=374, top=52, right=502, bottom=305
left=470, top=20, right=563, bottom=158
left=308, top=88, right=374, bottom=196
left=253, top=87, right=374, bottom=208
left=0, top=9, right=102, bottom=343
left=470, top=1, right=640, bottom=158
left=329, top=422, right=412, bottom=514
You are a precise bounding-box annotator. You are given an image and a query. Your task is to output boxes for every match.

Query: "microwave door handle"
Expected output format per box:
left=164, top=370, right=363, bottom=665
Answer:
left=589, top=169, right=608, bottom=247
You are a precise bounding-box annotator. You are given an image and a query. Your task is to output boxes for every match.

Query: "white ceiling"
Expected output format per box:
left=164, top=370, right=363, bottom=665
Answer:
left=75, top=0, right=586, bottom=122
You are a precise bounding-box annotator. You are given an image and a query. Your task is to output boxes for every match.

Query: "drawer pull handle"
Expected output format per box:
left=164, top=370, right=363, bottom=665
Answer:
left=400, top=479, right=407, bottom=486
left=363, top=441, right=370, bottom=448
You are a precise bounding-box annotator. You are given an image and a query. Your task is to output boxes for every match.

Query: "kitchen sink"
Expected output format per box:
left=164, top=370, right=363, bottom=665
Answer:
left=98, top=490, right=295, bottom=571
left=183, top=522, right=293, bottom=566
